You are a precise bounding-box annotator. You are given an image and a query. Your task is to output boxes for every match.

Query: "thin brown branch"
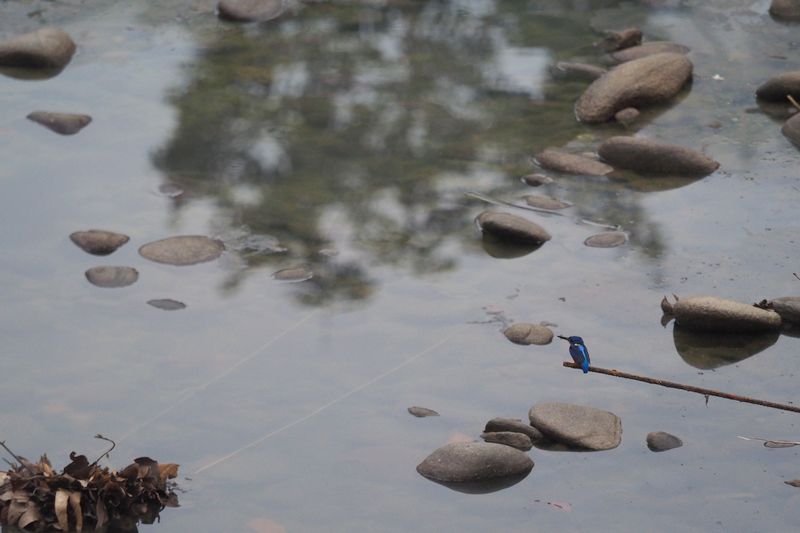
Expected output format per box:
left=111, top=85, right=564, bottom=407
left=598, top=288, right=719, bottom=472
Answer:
left=0, top=440, right=28, bottom=470
left=789, top=95, right=800, bottom=112
left=90, top=434, right=116, bottom=467
left=563, top=362, right=800, bottom=414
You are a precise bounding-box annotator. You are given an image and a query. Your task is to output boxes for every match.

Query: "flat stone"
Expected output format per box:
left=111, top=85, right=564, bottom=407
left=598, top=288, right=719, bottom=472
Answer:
left=756, top=71, right=800, bottom=102
left=528, top=402, right=622, bottom=451
left=535, top=148, right=612, bottom=176
left=553, top=62, right=607, bottom=81
left=598, top=136, right=719, bottom=176
left=503, top=323, right=553, bottom=345
left=770, top=0, right=800, bottom=20
left=477, top=211, right=551, bottom=245
left=147, top=299, right=187, bottom=311
left=0, top=27, right=76, bottom=69
left=523, top=195, right=571, bottom=210
left=646, top=431, right=683, bottom=452
left=272, top=266, right=313, bottom=282
left=484, top=417, right=544, bottom=442
left=584, top=231, right=627, bottom=248
left=610, top=41, right=690, bottom=63
left=218, top=0, right=285, bottom=22
left=576, top=53, right=693, bottom=123
left=27, top=111, right=91, bottom=135
left=520, top=173, right=554, bottom=186
left=598, top=27, right=642, bottom=52
left=70, top=230, right=129, bottom=256
left=416, top=442, right=533, bottom=484
left=85, top=266, right=138, bottom=288
left=408, top=406, right=439, bottom=418
left=481, top=432, right=533, bottom=451
left=139, top=235, right=224, bottom=266
left=672, top=296, right=782, bottom=333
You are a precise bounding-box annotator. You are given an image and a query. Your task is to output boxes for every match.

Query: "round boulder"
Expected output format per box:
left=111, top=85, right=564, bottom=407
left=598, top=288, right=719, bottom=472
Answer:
left=70, top=230, right=129, bottom=256
left=139, top=235, right=224, bottom=266
left=672, top=296, right=782, bottom=333
left=598, top=136, right=719, bottom=176
left=529, top=402, right=622, bottom=451
left=503, top=323, right=553, bottom=345
left=0, top=27, right=76, bottom=69
left=576, top=53, right=693, bottom=123
left=416, top=442, right=533, bottom=490
left=476, top=211, right=551, bottom=246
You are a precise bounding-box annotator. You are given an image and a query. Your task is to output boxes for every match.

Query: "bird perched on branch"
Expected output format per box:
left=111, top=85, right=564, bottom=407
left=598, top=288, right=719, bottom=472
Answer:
left=558, top=335, right=590, bottom=373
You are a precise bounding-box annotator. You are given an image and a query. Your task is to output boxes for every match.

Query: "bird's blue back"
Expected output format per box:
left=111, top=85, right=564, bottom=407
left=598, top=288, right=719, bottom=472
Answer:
left=568, top=340, right=590, bottom=373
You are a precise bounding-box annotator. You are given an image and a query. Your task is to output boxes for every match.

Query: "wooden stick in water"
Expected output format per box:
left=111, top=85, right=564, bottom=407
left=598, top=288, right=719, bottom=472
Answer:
left=562, top=362, right=800, bottom=414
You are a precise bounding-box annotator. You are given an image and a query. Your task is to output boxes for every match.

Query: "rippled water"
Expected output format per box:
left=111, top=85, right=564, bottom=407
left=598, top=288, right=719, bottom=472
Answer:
left=2, top=0, right=800, bottom=531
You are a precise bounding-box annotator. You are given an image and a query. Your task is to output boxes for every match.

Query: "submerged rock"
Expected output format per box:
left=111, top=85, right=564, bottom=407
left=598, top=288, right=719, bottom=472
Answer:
left=529, top=402, right=622, bottom=451
left=416, top=442, right=533, bottom=490
left=85, top=266, right=138, bottom=288
left=576, top=53, right=693, bottom=123
left=598, top=27, right=642, bottom=52
left=770, top=0, right=800, bottom=20
left=481, top=432, right=533, bottom=451
left=598, top=136, right=719, bottom=176
left=139, top=236, right=224, bottom=266
left=610, top=41, right=690, bottom=63
left=520, top=173, right=554, bottom=186
left=484, top=417, right=544, bottom=442
left=646, top=431, right=683, bottom=452
left=503, top=323, right=553, bottom=345
left=408, top=406, right=439, bottom=418
left=584, top=231, right=627, bottom=248
left=668, top=296, right=782, bottom=333
left=535, top=148, right=612, bottom=176
left=477, top=211, right=551, bottom=246
left=553, top=62, right=607, bottom=82
left=523, top=195, right=571, bottom=210
left=756, top=71, right=800, bottom=102
left=272, top=266, right=313, bottom=282
left=70, top=230, right=129, bottom=256
left=781, top=113, right=800, bottom=147
left=147, top=299, right=187, bottom=311
left=218, top=0, right=285, bottom=22
left=673, top=327, right=780, bottom=369
left=0, top=27, right=76, bottom=69
left=27, top=111, right=91, bottom=135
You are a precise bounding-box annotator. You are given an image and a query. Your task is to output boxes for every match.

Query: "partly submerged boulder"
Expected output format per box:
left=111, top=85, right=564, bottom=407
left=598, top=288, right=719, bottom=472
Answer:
left=0, top=27, right=75, bottom=69
left=528, top=403, right=622, bottom=451
left=664, top=295, right=781, bottom=333
left=598, top=136, right=719, bottom=176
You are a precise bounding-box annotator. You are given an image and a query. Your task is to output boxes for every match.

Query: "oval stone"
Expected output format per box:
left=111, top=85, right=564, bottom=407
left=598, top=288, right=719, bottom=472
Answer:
left=756, top=71, right=800, bottom=102
left=523, top=195, right=571, bottom=210
left=85, top=266, right=138, bottom=288
left=272, top=266, right=313, bottom=282
left=0, top=27, right=76, bottom=69
left=139, top=236, right=224, bottom=266
left=584, top=231, right=627, bottom=248
left=481, top=432, right=533, bottom=451
left=484, top=417, right=543, bottom=442
left=477, top=211, right=551, bottom=245
left=529, top=402, right=622, bottom=451
left=770, top=0, right=800, bottom=19
left=70, top=230, right=130, bottom=256
left=520, top=173, right=554, bottom=186
left=147, top=299, right=187, bottom=311
left=416, top=442, right=533, bottom=484
left=646, top=431, right=683, bottom=452
left=503, top=323, right=553, bottom=345
left=576, top=53, right=693, bottom=123
left=673, top=296, right=782, bottom=333
left=610, top=41, right=690, bottom=63
left=218, top=0, right=284, bottom=22
left=535, top=149, right=612, bottom=176
left=27, top=111, right=91, bottom=135
left=408, top=406, right=439, bottom=418
left=598, top=136, right=719, bottom=176
left=614, top=107, right=640, bottom=125
left=553, top=61, right=607, bottom=81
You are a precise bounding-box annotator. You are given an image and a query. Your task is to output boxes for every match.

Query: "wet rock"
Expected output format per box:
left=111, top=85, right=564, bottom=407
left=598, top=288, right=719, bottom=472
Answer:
left=147, top=299, right=187, bottom=311
left=673, top=327, right=779, bottom=369
left=481, top=432, right=533, bottom=451
left=272, top=266, right=313, bottom=282
left=27, top=111, right=91, bottom=135
left=610, top=42, right=690, bottom=63
left=598, top=136, right=719, bottom=176
left=528, top=402, right=622, bottom=451
left=669, top=296, right=782, bottom=333
left=476, top=211, right=551, bottom=246
left=408, top=406, right=439, bottom=418
left=785, top=479, right=800, bottom=487
left=139, top=235, right=224, bottom=266
left=503, top=323, right=553, bottom=345
left=157, top=183, right=184, bottom=198
left=484, top=417, right=544, bottom=442
left=576, top=53, right=693, bottom=123
left=598, top=27, right=642, bottom=52
left=69, top=230, right=130, bottom=256
left=520, top=173, right=554, bottom=186
left=535, top=148, right=612, bottom=176
left=416, top=442, right=533, bottom=489
left=85, top=266, right=138, bottom=288
left=584, top=231, right=627, bottom=248
left=756, top=71, right=800, bottom=102
left=761, top=296, right=800, bottom=325
left=0, top=27, right=76, bottom=69
left=646, top=431, right=683, bottom=452
left=614, top=107, right=640, bottom=126
left=523, top=195, right=571, bottom=210
left=553, top=62, right=607, bottom=82
left=770, top=0, right=800, bottom=20
left=781, top=113, right=800, bottom=147
left=218, top=0, right=285, bottom=22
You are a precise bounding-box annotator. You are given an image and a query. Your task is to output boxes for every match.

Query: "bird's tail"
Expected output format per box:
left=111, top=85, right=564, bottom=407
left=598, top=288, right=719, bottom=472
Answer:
left=582, top=360, right=589, bottom=373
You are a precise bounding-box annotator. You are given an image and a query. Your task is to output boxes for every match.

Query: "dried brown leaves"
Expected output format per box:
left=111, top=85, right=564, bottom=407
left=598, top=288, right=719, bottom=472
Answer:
left=0, top=439, right=179, bottom=532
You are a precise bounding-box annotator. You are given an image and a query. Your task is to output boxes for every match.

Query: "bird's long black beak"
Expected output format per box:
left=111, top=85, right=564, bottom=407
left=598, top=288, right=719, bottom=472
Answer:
left=557, top=335, right=570, bottom=342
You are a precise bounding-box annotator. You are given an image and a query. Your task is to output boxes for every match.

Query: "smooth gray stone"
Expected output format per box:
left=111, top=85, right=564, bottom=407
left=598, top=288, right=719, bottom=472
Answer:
left=756, top=71, right=800, bottom=102
left=529, top=402, right=622, bottom=451
left=523, top=195, right=571, bottom=210
left=272, top=266, right=313, bottom=282
left=481, top=432, right=533, bottom=451
left=584, top=231, right=627, bottom=248
left=484, top=417, right=544, bottom=442
left=147, top=299, right=187, bottom=311
left=416, top=442, right=533, bottom=484
left=614, top=107, right=640, bottom=126
left=139, top=235, right=224, bottom=266
left=70, top=230, right=129, bottom=256
left=646, top=431, right=683, bottom=452
left=27, top=111, right=91, bottom=135
left=477, top=211, right=551, bottom=245
left=671, top=296, right=782, bottom=333
left=408, top=406, right=439, bottom=418
left=598, top=136, right=719, bottom=176
left=503, top=323, right=553, bottom=345
left=85, top=266, right=138, bottom=288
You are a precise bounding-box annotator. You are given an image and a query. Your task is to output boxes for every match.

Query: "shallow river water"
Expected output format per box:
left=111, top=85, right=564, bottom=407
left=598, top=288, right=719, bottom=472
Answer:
left=2, top=0, right=800, bottom=531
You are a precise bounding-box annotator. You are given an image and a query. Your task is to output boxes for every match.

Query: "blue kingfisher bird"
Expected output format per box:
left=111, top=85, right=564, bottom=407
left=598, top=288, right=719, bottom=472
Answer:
left=558, top=335, right=590, bottom=373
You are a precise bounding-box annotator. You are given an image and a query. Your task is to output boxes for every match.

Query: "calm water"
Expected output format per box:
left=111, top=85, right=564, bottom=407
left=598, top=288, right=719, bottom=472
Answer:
left=2, top=0, right=800, bottom=531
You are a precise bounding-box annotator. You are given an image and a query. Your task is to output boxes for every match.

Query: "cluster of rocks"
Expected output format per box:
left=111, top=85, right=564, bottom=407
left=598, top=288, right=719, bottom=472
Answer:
left=416, top=402, right=681, bottom=492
